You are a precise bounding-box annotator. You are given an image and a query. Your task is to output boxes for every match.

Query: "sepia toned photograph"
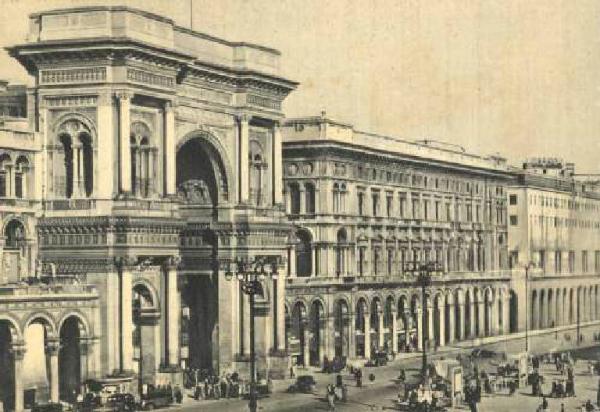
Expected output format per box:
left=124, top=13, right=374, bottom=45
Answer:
left=1, top=0, right=600, bottom=411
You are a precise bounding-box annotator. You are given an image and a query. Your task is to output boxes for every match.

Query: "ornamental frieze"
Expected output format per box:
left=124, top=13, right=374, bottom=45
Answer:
left=247, top=94, right=281, bottom=110
left=45, top=95, right=98, bottom=108
left=127, top=68, right=175, bottom=88
left=40, top=67, right=107, bottom=84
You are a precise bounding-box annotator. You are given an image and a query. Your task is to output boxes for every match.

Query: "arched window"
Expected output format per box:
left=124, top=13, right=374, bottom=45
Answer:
left=4, top=219, right=25, bottom=250
left=336, top=228, right=348, bottom=276
left=305, top=183, right=316, bottom=214
left=332, top=183, right=339, bottom=213
left=289, top=183, right=301, bottom=215
left=53, top=119, right=94, bottom=198
left=130, top=122, right=155, bottom=198
left=0, top=153, right=12, bottom=198
left=15, top=156, right=30, bottom=199
left=249, top=140, right=266, bottom=206
left=296, top=229, right=312, bottom=277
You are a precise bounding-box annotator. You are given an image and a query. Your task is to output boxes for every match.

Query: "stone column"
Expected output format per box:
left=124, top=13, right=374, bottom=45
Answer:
left=348, top=312, right=356, bottom=358
left=448, top=304, right=455, bottom=343
left=272, top=122, right=283, bottom=205
left=364, top=313, right=371, bottom=359
left=79, top=338, right=90, bottom=383
left=427, top=304, right=434, bottom=347
left=404, top=311, right=411, bottom=347
left=164, top=101, right=176, bottom=196
left=438, top=304, right=446, bottom=347
left=165, top=256, right=181, bottom=367
left=116, top=257, right=134, bottom=373
left=12, top=344, right=26, bottom=412
left=391, top=312, right=398, bottom=353
left=378, top=311, right=384, bottom=350
left=302, top=322, right=310, bottom=367
left=477, top=302, right=485, bottom=338
left=503, top=297, right=510, bottom=334
left=47, top=338, right=60, bottom=402
left=238, top=115, right=250, bottom=203
left=276, top=275, right=287, bottom=351
left=458, top=303, right=465, bottom=341
left=416, top=308, right=423, bottom=351
left=117, top=91, right=132, bottom=194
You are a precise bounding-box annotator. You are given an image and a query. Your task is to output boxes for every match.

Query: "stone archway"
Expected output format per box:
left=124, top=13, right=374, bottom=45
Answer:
left=290, top=302, right=308, bottom=367
left=309, top=300, right=325, bottom=366
left=333, top=299, right=350, bottom=358
left=132, top=283, right=160, bottom=390
left=58, top=316, right=87, bottom=402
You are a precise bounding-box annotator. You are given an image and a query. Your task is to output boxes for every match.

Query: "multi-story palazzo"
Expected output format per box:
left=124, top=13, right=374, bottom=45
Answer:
left=281, top=114, right=519, bottom=366
left=1, top=5, right=296, bottom=410
left=508, top=159, right=600, bottom=334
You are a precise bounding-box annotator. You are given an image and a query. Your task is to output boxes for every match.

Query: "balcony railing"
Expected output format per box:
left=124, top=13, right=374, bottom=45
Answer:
left=287, top=269, right=512, bottom=286
left=0, top=279, right=97, bottom=297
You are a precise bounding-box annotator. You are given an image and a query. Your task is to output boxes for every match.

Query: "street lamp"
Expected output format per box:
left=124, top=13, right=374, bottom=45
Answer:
left=524, top=261, right=535, bottom=353
left=403, top=259, right=444, bottom=381
left=225, top=256, right=279, bottom=412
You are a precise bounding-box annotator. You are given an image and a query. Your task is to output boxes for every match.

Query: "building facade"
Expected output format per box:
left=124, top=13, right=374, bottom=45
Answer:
left=1, top=5, right=296, bottom=410
left=2, top=5, right=600, bottom=412
left=281, top=114, right=520, bottom=367
left=507, top=159, right=600, bottom=334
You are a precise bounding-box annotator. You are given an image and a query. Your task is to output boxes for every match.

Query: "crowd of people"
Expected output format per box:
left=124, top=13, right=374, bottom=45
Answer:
left=183, top=368, right=271, bottom=402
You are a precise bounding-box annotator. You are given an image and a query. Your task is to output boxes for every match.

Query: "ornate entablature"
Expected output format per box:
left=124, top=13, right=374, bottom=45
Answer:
left=40, top=67, right=107, bottom=85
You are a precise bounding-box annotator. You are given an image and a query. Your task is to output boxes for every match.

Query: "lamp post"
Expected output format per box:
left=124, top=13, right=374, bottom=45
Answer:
left=225, top=256, right=279, bottom=412
left=403, top=260, right=444, bottom=381
left=524, top=261, right=535, bottom=353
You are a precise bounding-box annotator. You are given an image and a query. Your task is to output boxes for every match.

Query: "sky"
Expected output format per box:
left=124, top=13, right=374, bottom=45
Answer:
left=1, top=0, right=600, bottom=171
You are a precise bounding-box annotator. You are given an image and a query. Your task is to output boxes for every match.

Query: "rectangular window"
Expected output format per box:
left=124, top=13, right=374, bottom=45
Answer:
left=539, top=250, right=546, bottom=271
left=372, top=193, right=379, bottom=216
left=555, top=251, right=562, bottom=273
left=582, top=251, right=588, bottom=273
left=0, top=172, right=5, bottom=198
left=509, top=215, right=518, bottom=226
left=412, top=198, right=420, bottom=219
left=386, top=195, right=393, bottom=217
left=423, top=199, right=429, bottom=220
left=445, top=203, right=451, bottom=221
left=568, top=251, right=575, bottom=273
left=387, top=249, right=393, bottom=275
left=466, top=204, right=473, bottom=222
left=14, top=174, right=22, bottom=199
left=358, top=193, right=364, bottom=216
left=435, top=201, right=441, bottom=221
left=595, top=251, right=600, bottom=273
left=509, top=194, right=517, bottom=205
left=399, top=195, right=406, bottom=218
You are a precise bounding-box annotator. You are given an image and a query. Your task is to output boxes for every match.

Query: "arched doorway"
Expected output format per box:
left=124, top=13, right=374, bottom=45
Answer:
left=133, top=283, right=159, bottom=390
left=58, top=317, right=84, bottom=402
left=355, top=299, right=368, bottom=357
left=0, top=320, right=18, bottom=411
left=309, top=301, right=325, bottom=366
left=23, top=317, right=55, bottom=405
left=295, top=229, right=312, bottom=277
left=177, top=134, right=226, bottom=372
left=333, top=299, right=350, bottom=357
left=290, top=303, right=307, bottom=366
left=509, top=290, right=518, bottom=333
left=383, top=296, right=394, bottom=352
left=335, top=228, right=348, bottom=277
left=370, top=298, right=382, bottom=351
left=397, top=295, right=408, bottom=352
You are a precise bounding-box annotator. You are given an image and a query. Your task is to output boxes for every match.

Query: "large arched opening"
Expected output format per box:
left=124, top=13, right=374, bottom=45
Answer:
left=509, top=290, right=518, bottom=333
left=290, top=303, right=307, bottom=367
left=132, top=283, right=160, bottom=390
left=333, top=299, right=350, bottom=358
left=355, top=299, right=368, bottom=358
left=58, top=316, right=85, bottom=402
left=295, top=229, right=313, bottom=277
left=309, top=300, right=325, bottom=366
left=0, top=320, right=18, bottom=411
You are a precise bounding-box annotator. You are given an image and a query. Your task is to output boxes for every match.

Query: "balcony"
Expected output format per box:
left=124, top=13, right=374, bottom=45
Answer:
left=0, top=197, right=36, bottom=208
left=286, top=269, right=512, bottom=287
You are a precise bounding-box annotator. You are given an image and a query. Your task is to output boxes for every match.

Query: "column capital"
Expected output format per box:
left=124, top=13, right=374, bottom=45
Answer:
left=45, top=339, right=61, bottom=356
left=116, top=90, right=133, bottom=101
left=236, top=113, right=251, bottom=124
left=163, top=255, right=181, bottom=271
left=164, top=99, right=177, bottom=110
left=10, top=343, right=26, bottom=360
left=114, top=256, right=138, bottom=271
left=97, top=91, right=113, bottom=106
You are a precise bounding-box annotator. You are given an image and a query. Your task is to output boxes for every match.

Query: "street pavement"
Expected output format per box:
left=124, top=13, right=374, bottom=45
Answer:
left=171, top=322, right=600, bottom=411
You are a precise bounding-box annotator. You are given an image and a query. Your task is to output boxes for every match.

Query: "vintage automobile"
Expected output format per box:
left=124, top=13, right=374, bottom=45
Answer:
left=105, top=394, right=137, bottom=412
left=139, top=389, right=173, bottom=410
left=31, top=403, right=63, bottom=412
left=367, top=351, right=389, bottom=367
left=287, top=375, right=317, bottom=394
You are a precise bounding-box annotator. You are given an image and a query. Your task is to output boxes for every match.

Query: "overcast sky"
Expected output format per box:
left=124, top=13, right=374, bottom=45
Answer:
left=1, top=0, right=600, bottom=171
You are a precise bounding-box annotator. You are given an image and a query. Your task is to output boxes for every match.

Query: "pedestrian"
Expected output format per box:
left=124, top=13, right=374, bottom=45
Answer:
left=355, top=368, right=362, bottom=387
left=326, top=384, right=336, bottom=411
left=290, top=360, right=296, bottom=379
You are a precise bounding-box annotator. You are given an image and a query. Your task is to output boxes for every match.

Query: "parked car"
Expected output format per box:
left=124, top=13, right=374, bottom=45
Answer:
left=32, top=403, right=63, bottom=412
left=139, top=388, right=173, bottom=410
left=106, top=394, right=136, bottom=412
left=368, top=351, right=388, bottom=367
left=471, top=349, right=497, bottom=359
left=287, top=375, right=317, bottom=394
